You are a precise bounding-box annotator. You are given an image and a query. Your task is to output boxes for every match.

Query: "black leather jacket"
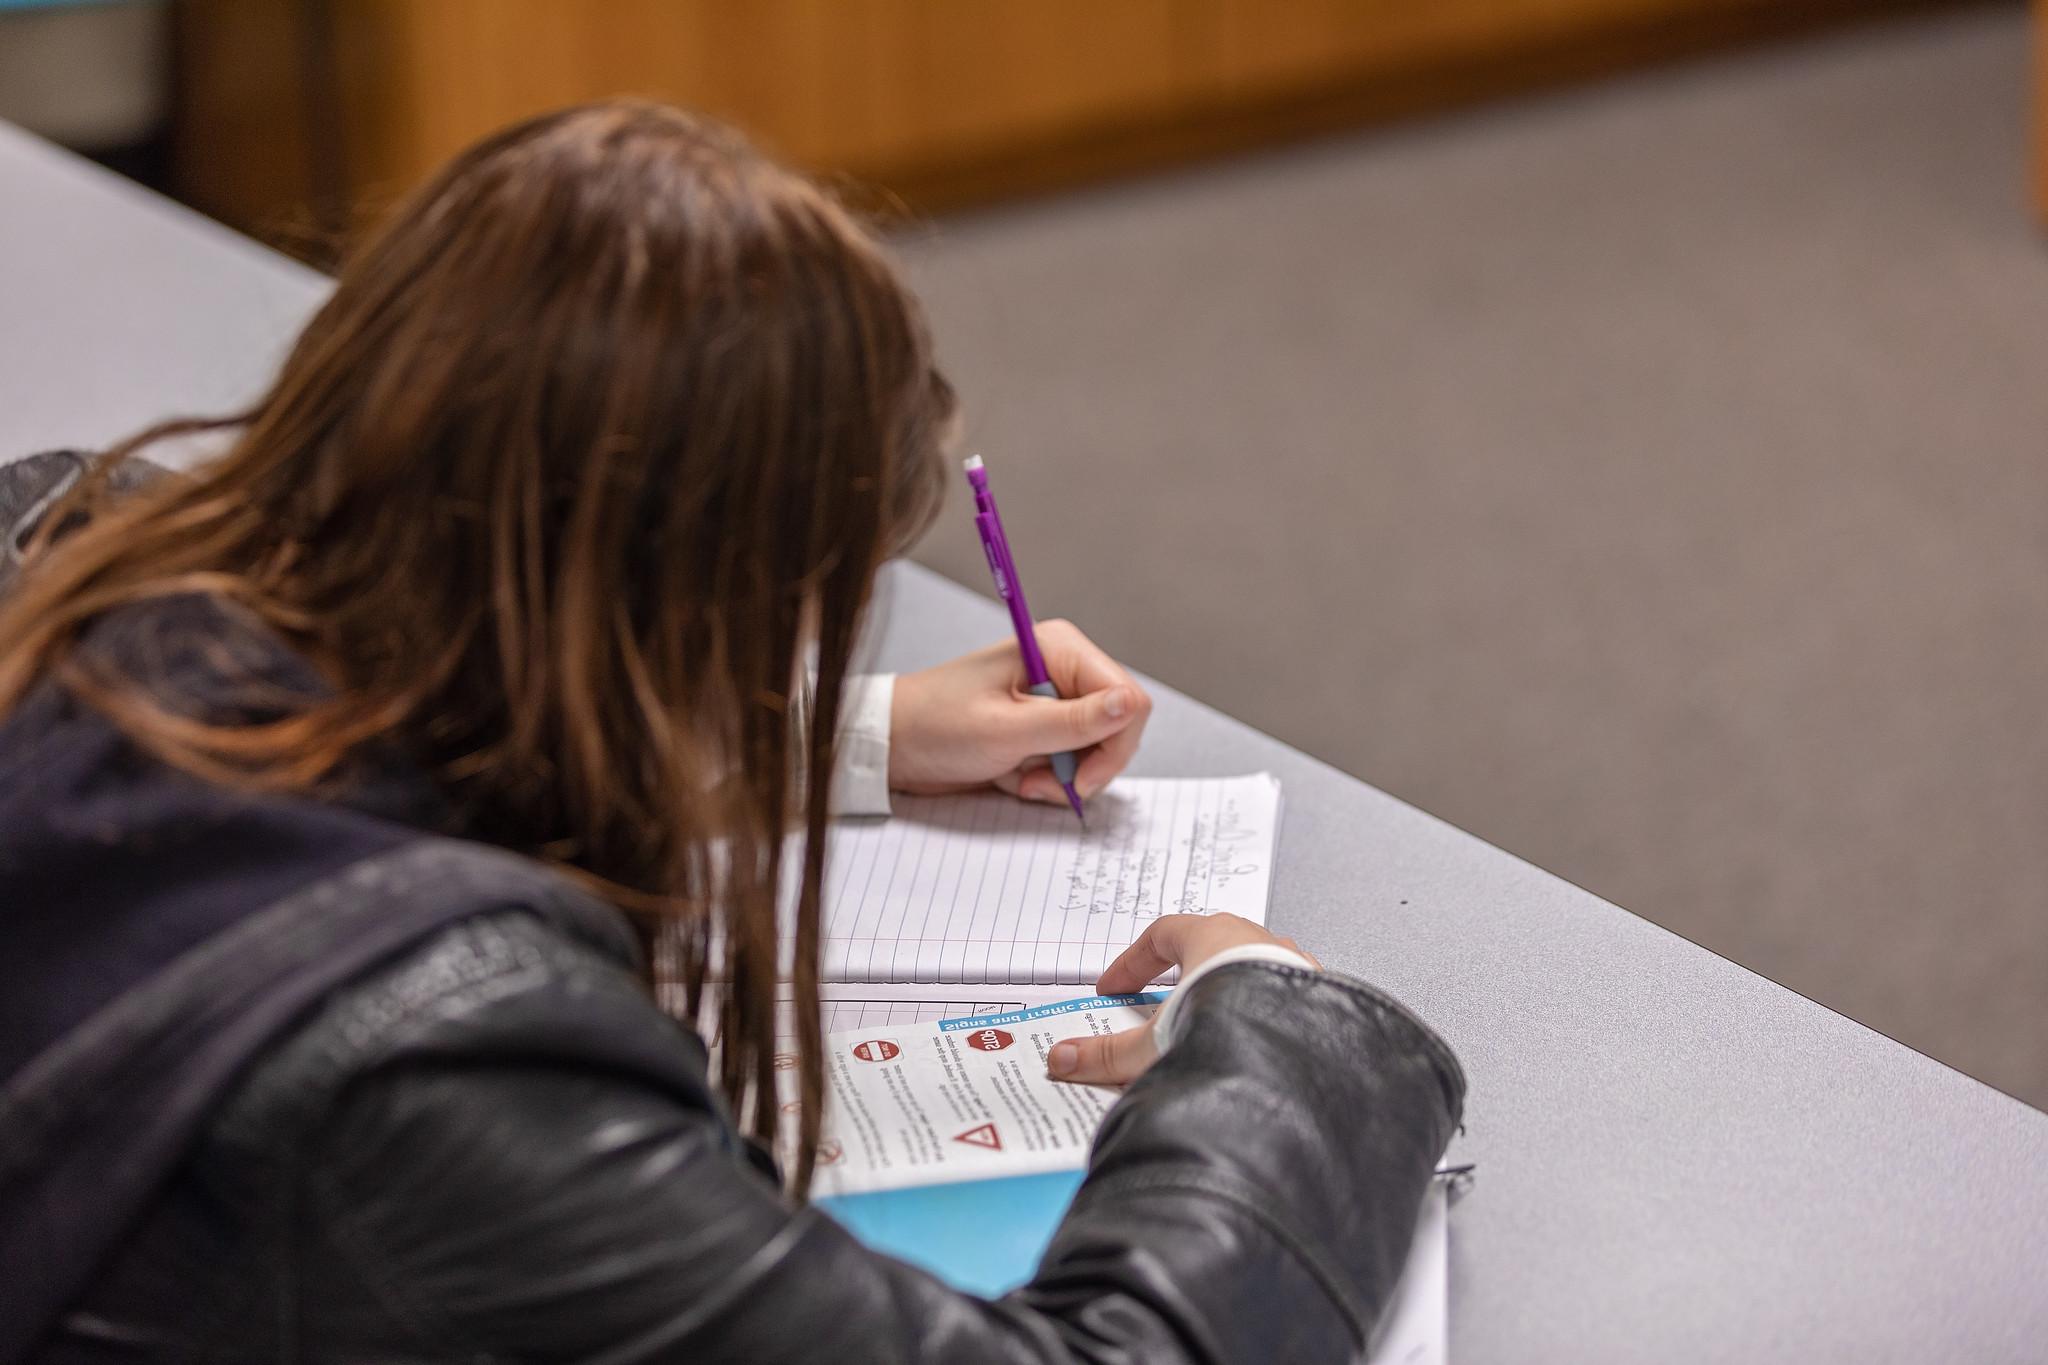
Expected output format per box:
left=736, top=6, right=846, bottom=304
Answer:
left=50, top=913, right=1464, bottom=1364
left=4, top=453, right=1468, bottom=1364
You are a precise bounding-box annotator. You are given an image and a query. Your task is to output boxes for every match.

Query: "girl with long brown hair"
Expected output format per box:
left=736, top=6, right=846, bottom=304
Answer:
left=0, top=103, right=1461, bottom=1363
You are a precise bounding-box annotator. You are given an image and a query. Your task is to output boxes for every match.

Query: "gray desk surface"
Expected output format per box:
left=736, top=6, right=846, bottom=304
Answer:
left=5, top=122, right=2045, bottom=1363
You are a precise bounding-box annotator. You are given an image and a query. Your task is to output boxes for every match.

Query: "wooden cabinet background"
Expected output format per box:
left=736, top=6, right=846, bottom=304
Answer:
left=174, top=0, right=1947, bottom=252
left=2037, top=0, right=2047, bottom=222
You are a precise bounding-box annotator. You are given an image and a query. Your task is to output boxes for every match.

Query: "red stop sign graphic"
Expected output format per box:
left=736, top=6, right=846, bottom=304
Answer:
left=966, top=1027, right=1014, bottom=1052
left=851, top=1039, right=900, bottom=1063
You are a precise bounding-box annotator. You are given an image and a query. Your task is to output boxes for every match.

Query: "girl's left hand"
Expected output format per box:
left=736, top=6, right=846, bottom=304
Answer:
left=888, top=620, right=1153, bottom=806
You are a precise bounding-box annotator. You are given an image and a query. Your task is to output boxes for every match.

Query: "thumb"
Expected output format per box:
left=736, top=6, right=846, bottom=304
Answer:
left=1047, top=1022, right=1158, bottom=1086
left=1023, top=685, right=1136, bottom=755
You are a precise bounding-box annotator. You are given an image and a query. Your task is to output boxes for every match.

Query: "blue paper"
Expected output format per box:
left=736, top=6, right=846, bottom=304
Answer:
left=819, top=1169, right=1088, bottom=1296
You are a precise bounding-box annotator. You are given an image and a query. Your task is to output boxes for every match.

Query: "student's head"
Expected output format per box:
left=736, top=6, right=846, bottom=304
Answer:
left=0, top=101, right=954, bottom=1188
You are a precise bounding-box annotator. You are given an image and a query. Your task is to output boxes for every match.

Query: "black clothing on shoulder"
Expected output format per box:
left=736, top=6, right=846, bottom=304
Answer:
left=0, top=454, right=1465, bottom=1364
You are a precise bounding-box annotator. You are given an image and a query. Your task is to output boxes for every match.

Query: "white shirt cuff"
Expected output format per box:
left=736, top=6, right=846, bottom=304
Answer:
left=1150, top=942, right=1319, bottom=1053
left=828, top=673, right=894, bottom=817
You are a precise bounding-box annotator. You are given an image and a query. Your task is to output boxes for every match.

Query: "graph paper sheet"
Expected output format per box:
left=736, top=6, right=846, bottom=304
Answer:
left=794, top=773, right=1282, bottom=985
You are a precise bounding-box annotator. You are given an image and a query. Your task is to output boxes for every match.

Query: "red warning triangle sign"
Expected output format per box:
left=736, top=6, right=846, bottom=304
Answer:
left=952, top=1122, right=1002, bottom=1151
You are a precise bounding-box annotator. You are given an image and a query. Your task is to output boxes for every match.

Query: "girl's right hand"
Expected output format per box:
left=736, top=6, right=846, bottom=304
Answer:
left=1046, top=913, right=1321, bottom=1086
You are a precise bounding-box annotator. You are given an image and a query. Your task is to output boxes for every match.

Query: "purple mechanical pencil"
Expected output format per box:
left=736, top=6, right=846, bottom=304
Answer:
left=963, top=454, right=1086, bottom=822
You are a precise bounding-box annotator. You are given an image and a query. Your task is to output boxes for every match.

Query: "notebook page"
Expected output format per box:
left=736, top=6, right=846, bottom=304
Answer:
left=798, top=773, right=1282, bottom=985
left=814, top=985, right=1073, bottom=1035
left=1368, top=1178, right=1449, bottom=1365
left=686, top=985, right=1076, bottom=1057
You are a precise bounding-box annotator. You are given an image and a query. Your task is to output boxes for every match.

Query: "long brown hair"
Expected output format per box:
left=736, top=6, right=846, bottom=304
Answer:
left=0, top=102, right=952, bottom=1193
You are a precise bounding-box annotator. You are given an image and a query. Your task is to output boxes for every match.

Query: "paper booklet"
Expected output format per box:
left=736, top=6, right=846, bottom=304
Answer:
left=806, top=995, right=1451, bottom=1365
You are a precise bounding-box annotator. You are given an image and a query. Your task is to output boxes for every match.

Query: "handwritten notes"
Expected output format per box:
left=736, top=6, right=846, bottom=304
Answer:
left=796, top=774, right=1282, bottom=984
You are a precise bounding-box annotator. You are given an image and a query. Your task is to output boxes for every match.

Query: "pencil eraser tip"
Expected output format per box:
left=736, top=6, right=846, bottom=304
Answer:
left=963, top=454, right=984, bottom=472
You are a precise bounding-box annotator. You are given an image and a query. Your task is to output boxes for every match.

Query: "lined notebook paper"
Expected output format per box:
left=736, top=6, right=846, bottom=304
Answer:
left=812, top=984, right=1067, bottom=1033
left=794, top=773, right=1282, bottom=985
left=681, top=984, right=1076, bottom=1054
left=792, top=984, right=1072, bottom=1046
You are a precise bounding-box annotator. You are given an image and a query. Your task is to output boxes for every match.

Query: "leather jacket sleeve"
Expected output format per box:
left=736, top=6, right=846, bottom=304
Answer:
left=106, top=911, right=1465, bottom=1364
left=1, top=451, right=169, bottom=595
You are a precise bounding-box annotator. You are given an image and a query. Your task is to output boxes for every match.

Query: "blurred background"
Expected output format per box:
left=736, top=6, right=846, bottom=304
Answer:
left=3, top=0, right=2043, bottom=1108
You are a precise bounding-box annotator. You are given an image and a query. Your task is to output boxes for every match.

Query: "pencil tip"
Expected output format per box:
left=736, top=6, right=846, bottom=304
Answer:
left=1064, top=784, right=1086, bottom=824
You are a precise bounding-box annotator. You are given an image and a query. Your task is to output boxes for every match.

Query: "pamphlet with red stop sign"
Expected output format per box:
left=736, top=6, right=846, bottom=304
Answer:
left=811, top=994, right=1458, bottom=1364
left=811, top=993, right=1166, bottom=1294
left=812, top=993, right=1165, bottom=1198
